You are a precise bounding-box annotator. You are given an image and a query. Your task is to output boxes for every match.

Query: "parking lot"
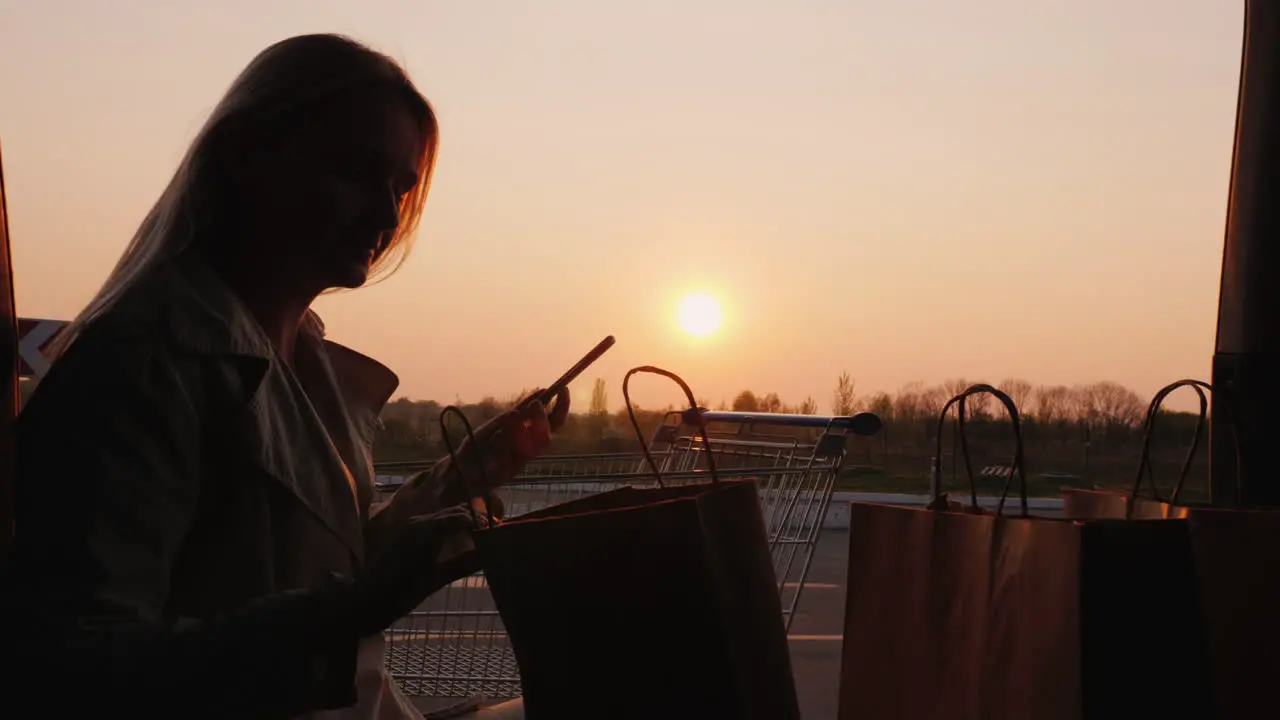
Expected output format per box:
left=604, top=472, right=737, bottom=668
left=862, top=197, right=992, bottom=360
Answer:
left=778, top=528, right=849, bottom=720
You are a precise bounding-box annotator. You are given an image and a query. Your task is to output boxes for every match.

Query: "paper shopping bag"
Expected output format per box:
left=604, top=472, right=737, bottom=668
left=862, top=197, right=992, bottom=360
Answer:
left=840, top=383, right=1211, bottom=719
left=1068, top=492, right=1280, bottom=719
left=1066, top=496, right=1280, bottom=720
left=1063, top=378, right=1280, bottom=719
left=1060, top=487, right=1183, bottom=519
left=837, top=501, right=1213, bottom=719
left=474, top=478, right=801, bottom=720
left=1168, top=506, right=1280, bottom=719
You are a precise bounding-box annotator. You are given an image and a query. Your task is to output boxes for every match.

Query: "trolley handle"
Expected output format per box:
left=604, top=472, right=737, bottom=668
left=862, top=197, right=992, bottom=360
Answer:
left=691, top=410, right=882, bottom=436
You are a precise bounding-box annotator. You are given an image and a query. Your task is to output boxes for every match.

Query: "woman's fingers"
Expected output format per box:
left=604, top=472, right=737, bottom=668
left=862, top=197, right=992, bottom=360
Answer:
left=547, top=386, right=571, bottom=431
left=512, top=387, right=569, bottom=430
left=447, top=389, right=570, bottom=498
left=512, top=403, right=552, bottom=462
left=487, top=490, right=505, bottom=520
left=468, top=495, right=505, bottom=527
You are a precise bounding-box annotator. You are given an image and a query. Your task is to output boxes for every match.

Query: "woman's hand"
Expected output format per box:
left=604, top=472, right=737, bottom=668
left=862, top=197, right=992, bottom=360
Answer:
left=370, top=388, right=570, bottom=543
left=448, top=387, right=570, bottom=501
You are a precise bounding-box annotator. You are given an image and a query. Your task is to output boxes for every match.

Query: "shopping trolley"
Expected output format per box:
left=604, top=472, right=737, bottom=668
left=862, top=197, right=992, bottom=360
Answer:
left=373, top=409, right=880, bottom=699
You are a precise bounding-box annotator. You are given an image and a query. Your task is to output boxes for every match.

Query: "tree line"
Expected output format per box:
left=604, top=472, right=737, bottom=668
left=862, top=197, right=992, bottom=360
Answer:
left=375, top=373, right=1208, bottom=467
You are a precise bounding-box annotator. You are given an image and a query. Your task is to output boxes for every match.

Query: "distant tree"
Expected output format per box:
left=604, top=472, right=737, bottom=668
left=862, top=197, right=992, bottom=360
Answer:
left=867, top=392, right=894, bottom=421
left=589, top=378, right=608, bottom=416
left=893, top=382, right=925, bottom=422
left=832, top=372, right=857, bottom=416
left=1033, top=385, right=1072, bottom=424
left=474, top=397, right=503, bottom=422
left=503, top=388, right=539, bottom=409
left=1065, top=385, right=1092, bottom=425
left=797, top=396, right=818, bottom=415
left=1001, top=378, right=1034, bottom=414
left=1081, top=381, right=1144, bottom=431
left=582, top=378, right=609, bottom=440
left=732, top=390, right=760, bottom=412
left=372, top=375, right=1175, bottom=476
left=918, top=385, right=948, bottom=420
left=941, top=379, right=990, bottom=419
left=964, top=387, right=993, bottom=420
left=962, top=379, right=998, bottom=417
left=941, top=378, right=971, bottom=403
left=380, top=417, right=415, bottom=444
left=761, top=392, right=784, bottom=413
left=936, top=379, right=963, bottom=421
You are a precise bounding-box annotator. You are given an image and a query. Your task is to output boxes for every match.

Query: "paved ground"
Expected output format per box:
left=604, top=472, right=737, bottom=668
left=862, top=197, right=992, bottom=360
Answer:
left=781, top=529, right=848, bottom=720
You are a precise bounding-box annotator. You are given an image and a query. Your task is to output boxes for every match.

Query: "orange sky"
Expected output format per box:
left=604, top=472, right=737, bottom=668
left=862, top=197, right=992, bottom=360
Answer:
left=0, top=1, right=1244, bottom=413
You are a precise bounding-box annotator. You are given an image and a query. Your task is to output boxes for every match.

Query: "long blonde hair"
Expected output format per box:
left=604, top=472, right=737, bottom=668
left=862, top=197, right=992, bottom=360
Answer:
left=53, top=34, right=439, bottom=356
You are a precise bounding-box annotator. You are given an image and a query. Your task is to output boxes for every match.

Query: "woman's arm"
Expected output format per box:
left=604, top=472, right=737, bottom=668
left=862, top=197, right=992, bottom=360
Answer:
left=367, top=459, right=456, bottom=539
left=1, top=323, right=360, bottom=718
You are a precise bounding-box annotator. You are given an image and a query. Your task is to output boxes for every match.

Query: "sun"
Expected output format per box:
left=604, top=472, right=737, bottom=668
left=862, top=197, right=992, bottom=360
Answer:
left=676, top=292, right=723, bottom=338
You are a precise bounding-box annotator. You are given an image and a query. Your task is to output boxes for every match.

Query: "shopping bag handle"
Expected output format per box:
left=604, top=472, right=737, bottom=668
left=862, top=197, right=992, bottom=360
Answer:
left=932, top=383, right=1029, bottom=517
left=1129, top=380, right=1208, bottom=510
left=437, top=405, right=496, bottom=531
left=1128, top=379, right=1241, bottom=516
left=622, top=365, right=720, bottom=489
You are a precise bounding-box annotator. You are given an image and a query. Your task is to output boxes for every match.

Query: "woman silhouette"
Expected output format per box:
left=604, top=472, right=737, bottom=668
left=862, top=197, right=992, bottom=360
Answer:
left=1, top=34, right=561, bottom=719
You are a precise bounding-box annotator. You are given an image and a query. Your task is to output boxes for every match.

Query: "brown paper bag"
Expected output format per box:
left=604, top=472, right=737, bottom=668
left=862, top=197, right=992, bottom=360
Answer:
left=838, top=500, right=1211, bottom=719
left=840, top=383, right=1211, bottom=718
left=475, top=479, right=801, bottom=720
left=1062, top=378, right=1280, bottom=719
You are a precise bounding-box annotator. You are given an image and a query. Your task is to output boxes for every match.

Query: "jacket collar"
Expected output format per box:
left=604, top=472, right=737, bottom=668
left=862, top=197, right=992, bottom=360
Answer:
left=160, top=251, right=401, bottom=427
left=149, top=252, right=400, bottom=561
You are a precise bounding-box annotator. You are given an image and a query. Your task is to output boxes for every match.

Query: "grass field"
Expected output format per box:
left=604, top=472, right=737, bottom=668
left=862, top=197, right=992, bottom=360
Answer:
left=835, top=451, right=1210, bottom=502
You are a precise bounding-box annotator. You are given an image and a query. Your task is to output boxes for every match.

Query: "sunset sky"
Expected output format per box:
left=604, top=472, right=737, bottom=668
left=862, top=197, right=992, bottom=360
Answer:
left=0, top=1, right=1245, bottom=413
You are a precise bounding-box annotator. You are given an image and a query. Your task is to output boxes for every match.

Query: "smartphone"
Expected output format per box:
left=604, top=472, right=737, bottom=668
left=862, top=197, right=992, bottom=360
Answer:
left=536, top=335, right=616, bottom=406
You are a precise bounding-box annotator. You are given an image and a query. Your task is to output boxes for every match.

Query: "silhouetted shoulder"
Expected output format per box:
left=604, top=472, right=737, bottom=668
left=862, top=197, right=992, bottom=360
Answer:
left=21, top=266, right=205, bottom=432
left=10, top=266, right=211, bottom=614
